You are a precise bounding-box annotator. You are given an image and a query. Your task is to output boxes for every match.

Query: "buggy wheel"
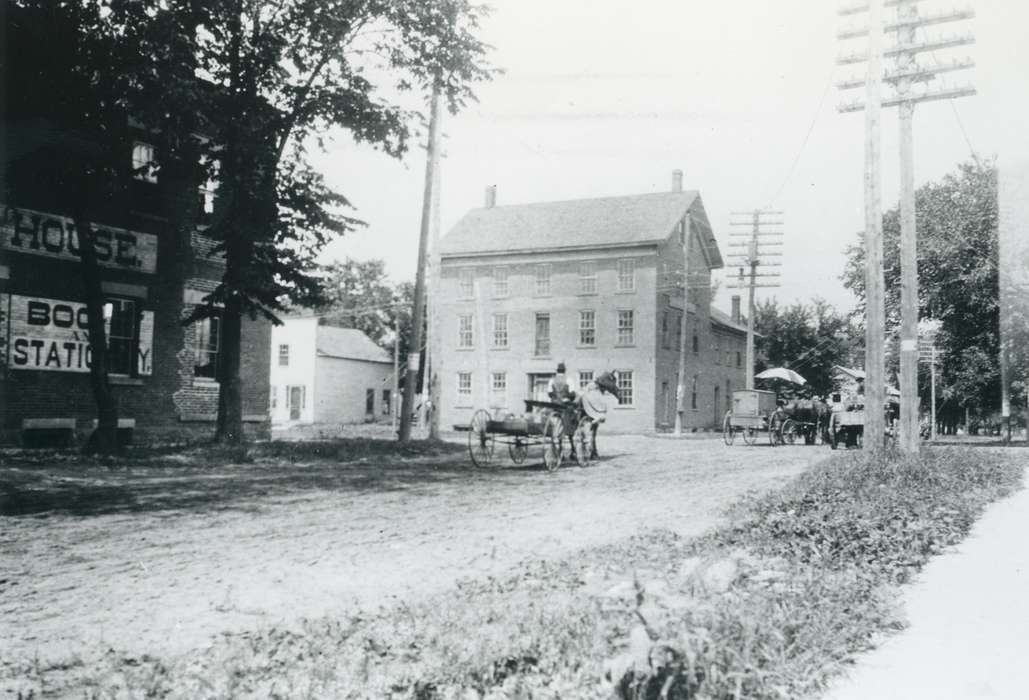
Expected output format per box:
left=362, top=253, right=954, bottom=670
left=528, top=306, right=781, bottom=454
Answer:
left=722, top=412, right=736, bottom=446
left=543, top=414, right=564, bottom=472
left=467, top=409, right=495, bottom=467
left=780, top=418, right=798, bottom=445
left=508, top=438, right=528, bottom=465
left=573, top=416, right=592, bottom=467
left=741, top=425, right=759, bottom=446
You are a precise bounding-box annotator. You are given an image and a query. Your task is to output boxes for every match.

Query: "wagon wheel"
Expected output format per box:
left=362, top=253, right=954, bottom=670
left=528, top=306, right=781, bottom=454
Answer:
left=780, top=418, right=799, bottom=445
left=542, top=414, right=564, bottom=472
left=741, top=424, right=759, bottom=446
left=508, top=437, right=528, bottom=465
left=722, top=412, right=736, bottom=446
left=573, top=416, right=592, bottom=467
left=467, top=409, right=495, bottom=467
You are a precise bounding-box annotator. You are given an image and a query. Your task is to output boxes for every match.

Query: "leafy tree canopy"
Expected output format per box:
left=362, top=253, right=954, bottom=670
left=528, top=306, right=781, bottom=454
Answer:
left=842, top=160, right=1000, bottom=414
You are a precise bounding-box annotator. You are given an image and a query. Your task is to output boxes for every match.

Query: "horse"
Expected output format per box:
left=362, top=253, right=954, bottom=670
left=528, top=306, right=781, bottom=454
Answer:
left=551, top=371, right=618, bottom=461
left=779, top=397, right=831, bottom=445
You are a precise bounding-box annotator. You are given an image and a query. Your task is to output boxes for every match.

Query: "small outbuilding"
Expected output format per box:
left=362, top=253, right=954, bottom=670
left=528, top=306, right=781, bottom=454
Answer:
left=269, top=317, right=394, bottom=426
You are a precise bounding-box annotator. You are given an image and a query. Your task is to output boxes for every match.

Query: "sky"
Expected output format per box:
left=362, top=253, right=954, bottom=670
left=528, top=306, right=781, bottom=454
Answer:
left=310, top=0, right=1029, bottom=317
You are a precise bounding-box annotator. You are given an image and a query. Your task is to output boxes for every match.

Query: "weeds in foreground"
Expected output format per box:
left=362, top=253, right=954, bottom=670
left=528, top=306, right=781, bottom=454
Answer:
left=10, top=448, right=1023, bottom=699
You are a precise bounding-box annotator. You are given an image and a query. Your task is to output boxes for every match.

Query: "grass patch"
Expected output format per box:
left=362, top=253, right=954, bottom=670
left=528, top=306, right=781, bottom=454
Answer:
left=0, top=437, right=463, bottom=471
left=11, top=448, right=1023, bottom=699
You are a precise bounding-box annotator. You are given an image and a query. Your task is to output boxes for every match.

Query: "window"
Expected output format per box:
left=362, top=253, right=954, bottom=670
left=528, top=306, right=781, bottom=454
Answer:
left=457, top=372, right=473, bottom=403
left=578, top=371, right=594, bottom=391
left=579, top=309, right=596, bottom=346
left=193, top=315, right=221, bottom=379
left=132, top=141, right=157, bottom=182
left=617, top=259, right=635, bottom=292
left=535, top=264, right=551, bottom=296
left=617, top=310, right=634, bottom=346
left=726, top=380, right=732, bottom=412
left=692, top=322, right=699, bottom=354
left=674, top=312, right=682, bottom=347
left=459, top=269, right=474, bottom=299
left=491, top=313, right=508, bottom=348
left=736, top=351, right=742, bottom=368
left=661, top=311, right=670, bottom=349
left=714, top=334, right=721, bottom=365
left=491, top=371, right=507, bottom=405
left=493, top=267, right=508, bottom=297
left=458, top=314, right=474, bottom=349
left=535, top=312, right=550, bottom=356
left=106, top=298, right=139, bottom=375
left=271, top=386, right=277, bottom=409
left=615, top=370, right=634, bottom=406
left=579, top=261, right=597, bottom=294
left=382, top=389, right=392, bottom=416
left=278, top=343, right=290, bottom=366
left=691, top=375, right=698, bottom=410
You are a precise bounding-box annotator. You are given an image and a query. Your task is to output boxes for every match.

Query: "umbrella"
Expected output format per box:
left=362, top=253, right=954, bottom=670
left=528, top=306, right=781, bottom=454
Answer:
left=755, top=367, right=808, bottom=385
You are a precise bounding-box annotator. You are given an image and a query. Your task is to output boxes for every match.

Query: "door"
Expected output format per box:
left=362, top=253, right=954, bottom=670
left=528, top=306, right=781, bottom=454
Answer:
left=713, top=386, right=721, bottom=426
left=661, top=381, right=670, bottom=425
left=528, top=373, right=553, bottom=402
left=365, top=389, right=375, bottom=422
left=289, top=386, right=303, bottom=420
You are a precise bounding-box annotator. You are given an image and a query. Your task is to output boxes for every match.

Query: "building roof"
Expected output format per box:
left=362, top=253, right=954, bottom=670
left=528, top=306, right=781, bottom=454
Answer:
left=710, top=307, right=749, bottom=335
left=316, top=326, right=392, bottom=364
left=439, top=190, right=723, bottom=268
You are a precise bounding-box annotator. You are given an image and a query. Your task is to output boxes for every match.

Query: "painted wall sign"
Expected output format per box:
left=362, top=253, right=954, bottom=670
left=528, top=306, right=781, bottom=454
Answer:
left=0, top=294, right=153, bottom=375
left=0, top=204, right=158, bottom=274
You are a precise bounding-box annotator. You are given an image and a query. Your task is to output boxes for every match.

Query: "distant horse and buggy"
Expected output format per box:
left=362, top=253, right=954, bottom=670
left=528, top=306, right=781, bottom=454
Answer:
left=465, top=370, right=619, bottom=471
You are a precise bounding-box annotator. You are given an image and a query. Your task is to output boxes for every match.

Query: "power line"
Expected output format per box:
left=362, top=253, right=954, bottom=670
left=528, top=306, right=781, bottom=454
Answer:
left=766, top=65, right=837, bottom=207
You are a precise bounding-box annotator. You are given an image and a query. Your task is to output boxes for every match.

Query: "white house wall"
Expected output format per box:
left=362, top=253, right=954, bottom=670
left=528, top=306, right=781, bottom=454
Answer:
left=313, top=356, right=394, bottom=425
left=269, top=317, right=318, bottom=424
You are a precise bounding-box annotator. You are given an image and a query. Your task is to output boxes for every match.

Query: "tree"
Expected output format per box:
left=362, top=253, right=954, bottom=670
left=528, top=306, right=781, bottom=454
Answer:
left=119, top=0, right=494, bottom=444
left=843, top=160, right=1000, bottom=422
left=754, top=298, right=857, bottom=398
left=316, top=257, right=417, bottom=365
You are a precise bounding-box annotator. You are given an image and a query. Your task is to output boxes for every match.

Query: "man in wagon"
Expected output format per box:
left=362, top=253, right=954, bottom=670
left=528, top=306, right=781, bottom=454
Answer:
left=547, top=362, right=577, bottom=405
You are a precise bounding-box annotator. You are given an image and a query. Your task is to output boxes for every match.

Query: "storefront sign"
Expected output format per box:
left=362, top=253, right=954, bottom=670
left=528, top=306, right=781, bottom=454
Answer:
left=0, top=204, right=158, bottom=274
left=0, top=294, right=153, bottom=375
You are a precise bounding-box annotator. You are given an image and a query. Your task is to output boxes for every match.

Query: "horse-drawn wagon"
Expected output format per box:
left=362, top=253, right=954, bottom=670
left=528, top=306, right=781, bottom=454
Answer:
left=465, top=371, right=617, bottom=471
left=722, top=389, right=785, bottom=446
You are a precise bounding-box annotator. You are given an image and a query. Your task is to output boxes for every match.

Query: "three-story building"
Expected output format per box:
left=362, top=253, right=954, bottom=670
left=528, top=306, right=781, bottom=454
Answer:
left=435, top=172, right=747, bottom=433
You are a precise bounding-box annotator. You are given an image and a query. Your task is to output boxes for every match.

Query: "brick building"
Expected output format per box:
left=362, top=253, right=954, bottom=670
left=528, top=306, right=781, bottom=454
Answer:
left=435, top=172, right=748, bottom=433
left=0, top=136, right=271, bottom=444
left=269, top=317, right=394, bottom=426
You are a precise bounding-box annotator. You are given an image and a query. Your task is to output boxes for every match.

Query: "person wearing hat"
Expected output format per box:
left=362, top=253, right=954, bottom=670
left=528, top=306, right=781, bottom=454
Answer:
left=547, top=361, right=577, bottom=404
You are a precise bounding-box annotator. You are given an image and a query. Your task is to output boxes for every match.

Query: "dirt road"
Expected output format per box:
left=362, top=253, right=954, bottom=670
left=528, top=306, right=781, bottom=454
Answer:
left=1, top=436, right=832, bottom=666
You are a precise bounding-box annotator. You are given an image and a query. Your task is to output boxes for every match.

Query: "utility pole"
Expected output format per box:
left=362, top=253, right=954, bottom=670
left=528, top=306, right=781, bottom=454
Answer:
left=674, top=212, right=692, bottom=436
left=392, top=313, right=400, bottom=433
left=919, top=337, right=938, bottom=440
left=423, top=98, right=444, bottom=440
left=399, top=83, right=442, bottom=442
left=837, top=0, right=976, bottom=452
left=725, top=209, right=783, bottom=390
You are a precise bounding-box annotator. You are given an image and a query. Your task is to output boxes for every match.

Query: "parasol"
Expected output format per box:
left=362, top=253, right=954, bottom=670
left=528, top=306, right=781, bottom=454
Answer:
left=755, top=367, right=808, bottom=385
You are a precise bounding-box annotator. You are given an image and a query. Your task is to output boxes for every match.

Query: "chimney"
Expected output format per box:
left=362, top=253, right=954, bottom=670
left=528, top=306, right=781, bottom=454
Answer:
left=731, top=295, right=741, bottom=323
left=485, top=185, right=497, bottom=208
left=671, top=169, right=683, bottom=193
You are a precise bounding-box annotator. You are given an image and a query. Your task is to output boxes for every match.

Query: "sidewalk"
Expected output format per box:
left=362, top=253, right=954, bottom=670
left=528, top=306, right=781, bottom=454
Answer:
left=824, top=466, right=1029, bottom=700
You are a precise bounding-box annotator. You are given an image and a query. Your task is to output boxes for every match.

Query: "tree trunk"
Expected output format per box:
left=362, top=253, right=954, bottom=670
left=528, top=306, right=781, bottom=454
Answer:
left=76, top=217, right=121, bottom=455
left=215, top=293, right=244, bottom=444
